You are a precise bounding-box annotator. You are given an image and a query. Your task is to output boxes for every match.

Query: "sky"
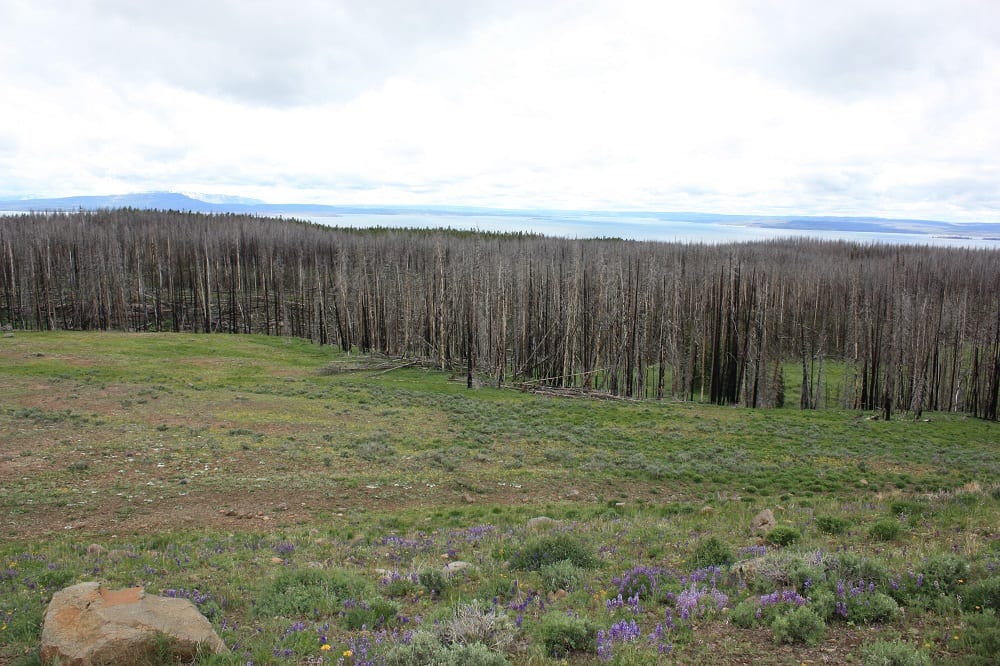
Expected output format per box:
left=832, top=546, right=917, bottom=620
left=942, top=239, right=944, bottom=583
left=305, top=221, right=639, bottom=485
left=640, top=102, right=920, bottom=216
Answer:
left=1, top=0, right=999, bottom=221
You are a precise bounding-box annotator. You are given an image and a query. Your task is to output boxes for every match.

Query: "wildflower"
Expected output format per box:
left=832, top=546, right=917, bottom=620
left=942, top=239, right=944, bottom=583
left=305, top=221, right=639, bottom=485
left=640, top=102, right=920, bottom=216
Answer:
left=320, top=644, right=331, bottom=651
left=343, top=649, right=353, bottom=657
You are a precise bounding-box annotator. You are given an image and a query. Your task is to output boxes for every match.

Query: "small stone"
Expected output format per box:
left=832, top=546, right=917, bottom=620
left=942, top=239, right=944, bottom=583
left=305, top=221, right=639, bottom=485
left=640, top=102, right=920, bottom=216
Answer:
left=270, top=556, right=284, bottom=564
left=86, top=544, right=106, bottom=556
left=699, top=505, right=713, bottom=514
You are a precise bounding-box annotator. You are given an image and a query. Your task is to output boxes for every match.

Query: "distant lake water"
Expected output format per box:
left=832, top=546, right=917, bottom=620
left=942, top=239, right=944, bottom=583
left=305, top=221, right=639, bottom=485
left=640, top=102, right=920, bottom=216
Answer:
left=299, top=211, right=1000, bottom=249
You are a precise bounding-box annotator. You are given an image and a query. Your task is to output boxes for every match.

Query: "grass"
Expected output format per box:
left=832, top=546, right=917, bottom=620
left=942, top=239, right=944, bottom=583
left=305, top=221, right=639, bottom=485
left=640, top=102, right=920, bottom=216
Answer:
left=1, top=331, right=999, bottom=664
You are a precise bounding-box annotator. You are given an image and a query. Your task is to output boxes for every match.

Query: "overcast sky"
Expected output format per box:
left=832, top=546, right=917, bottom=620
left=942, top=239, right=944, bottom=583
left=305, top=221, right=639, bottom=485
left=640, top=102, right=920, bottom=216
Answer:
left=1, top=0, right=998, bottom=220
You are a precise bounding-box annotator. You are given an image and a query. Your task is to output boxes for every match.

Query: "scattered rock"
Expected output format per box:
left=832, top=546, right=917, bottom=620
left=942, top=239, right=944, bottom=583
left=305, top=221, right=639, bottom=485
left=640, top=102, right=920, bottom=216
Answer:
left=86, top=544, right=106, bottom=557
left=462, top=493, right=475, bottom=504
left=270, top=556, right=284, bottom=564
left=41, top=582, right=227, bottom=666
left=107, top=550, right=130, bottom=562
left=526, top=516, right=560, bottom=530
left=699, top=505, right=714, bottom=514
left=751, top=509, right=776, bottom=535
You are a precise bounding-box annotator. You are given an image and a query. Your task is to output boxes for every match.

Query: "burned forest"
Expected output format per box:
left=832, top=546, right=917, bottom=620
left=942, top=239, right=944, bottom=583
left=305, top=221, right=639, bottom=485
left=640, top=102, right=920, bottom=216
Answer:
left=2, top=209, right=999, bottom=420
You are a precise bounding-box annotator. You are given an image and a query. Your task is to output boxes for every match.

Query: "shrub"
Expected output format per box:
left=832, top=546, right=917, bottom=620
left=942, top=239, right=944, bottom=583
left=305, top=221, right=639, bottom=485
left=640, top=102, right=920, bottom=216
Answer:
left=475, top=575, right=518, bottom=603
left=384, top=577, right=418, bottom=599
left=341, top=597, right=399, bottom=630
left=730, top=589, right=810, bottom=628
left=897, top=554, right=971, bottom=604
left=842, top=590, right=900, bottom=624
left=438, top=643, right=510, bottom=666
left=743, top=550, right=830, bottom=593
left=815, top=515, right=849, bottom=535
left=770, top=606, right=825, bottom=646
left=730, top=598, right=762, bottom=628
left=807, top=587, right=837, bottom=622
left=688, top=537, right=734, bottom=569
left=537, top=612, right=598, bottom=657
left=539, top=559, right=587, bottom=593
left=954, top=609, right=1000, bottom=661
left=382, top=631, right=445, bottom=666
left=383, top=631, right=511, bottom=665
left=613, top=565, right=671, bottom=602
left=254, top=568, right=369, bottom=618
left=963, top=575, right=1000, bottom=612
left=435, top=600, right=517, bottom=651
left=859, top=639, right=931, bottom=666
left=509, top=534, right=598, bottom=571
left=830, top=552, right=891, bottom=588
left=869, top=519, right=902, bottom=542
left=766, top=526, right=801, bottom=547
left=418, top=568, right=449, bottom=596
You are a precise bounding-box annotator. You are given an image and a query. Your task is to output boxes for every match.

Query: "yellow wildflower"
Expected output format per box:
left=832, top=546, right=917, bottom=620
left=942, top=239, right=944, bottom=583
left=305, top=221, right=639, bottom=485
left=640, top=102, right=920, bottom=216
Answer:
left=320, top=644, right=331, bottom=651
left=343, top=649, right=353, bottom=657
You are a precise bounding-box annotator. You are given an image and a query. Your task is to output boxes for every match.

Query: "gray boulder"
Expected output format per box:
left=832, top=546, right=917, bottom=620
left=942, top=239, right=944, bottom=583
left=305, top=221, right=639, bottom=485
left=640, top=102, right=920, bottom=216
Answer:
left=751, top=508, right=776, bottom=535
left=41, top=582, right=227, bottom=665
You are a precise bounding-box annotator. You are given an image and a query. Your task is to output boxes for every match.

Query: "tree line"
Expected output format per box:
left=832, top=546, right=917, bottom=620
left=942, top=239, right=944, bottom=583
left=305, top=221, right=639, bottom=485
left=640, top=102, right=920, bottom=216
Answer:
left=2, top=209, right=998, bottom=420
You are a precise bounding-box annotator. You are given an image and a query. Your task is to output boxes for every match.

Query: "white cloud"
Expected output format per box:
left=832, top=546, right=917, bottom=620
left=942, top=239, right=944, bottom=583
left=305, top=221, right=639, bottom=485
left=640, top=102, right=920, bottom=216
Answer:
left=0, top=0, right=998, bottom=221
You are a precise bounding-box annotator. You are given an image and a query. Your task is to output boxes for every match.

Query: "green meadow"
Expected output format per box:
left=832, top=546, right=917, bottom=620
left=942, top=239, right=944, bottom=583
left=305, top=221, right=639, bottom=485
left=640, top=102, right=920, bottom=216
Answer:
left=2, top=332, right=999, bottom=665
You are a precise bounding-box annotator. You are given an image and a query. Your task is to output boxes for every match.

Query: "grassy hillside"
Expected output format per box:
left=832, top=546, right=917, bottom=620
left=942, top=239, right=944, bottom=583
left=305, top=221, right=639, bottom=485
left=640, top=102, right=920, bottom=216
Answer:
left=2, top=332, right=999, bottom=664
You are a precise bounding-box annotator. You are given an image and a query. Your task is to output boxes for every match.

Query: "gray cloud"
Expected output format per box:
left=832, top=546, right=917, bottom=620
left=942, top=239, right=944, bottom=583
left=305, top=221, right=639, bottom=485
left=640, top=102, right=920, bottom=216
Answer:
left=737, top=0, right=1000, bottom=99
left=1, top=0, right=523, bottom=106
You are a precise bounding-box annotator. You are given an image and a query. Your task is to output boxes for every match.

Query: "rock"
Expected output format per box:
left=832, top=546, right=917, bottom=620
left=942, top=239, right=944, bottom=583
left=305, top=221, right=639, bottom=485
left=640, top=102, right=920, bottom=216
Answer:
left=443, top=561, right=475, bottom=577
left=86, top=544, right=106, bottom=556
left=751, top=509, right=776, bottom=535
left=526, top=516, right=559, bottom=530
left=41, top=582, right=227, bottom=666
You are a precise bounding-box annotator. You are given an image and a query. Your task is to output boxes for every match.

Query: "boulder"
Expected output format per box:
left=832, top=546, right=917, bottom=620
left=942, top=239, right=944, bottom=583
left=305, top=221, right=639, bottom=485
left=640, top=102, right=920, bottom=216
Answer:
left=443, top=561, right=475, bottom=577
left=41, top=582, right=227, bottom=665
left=526, top=516, right=560, bottom=530
left=751, top=509, right=776, bottom=535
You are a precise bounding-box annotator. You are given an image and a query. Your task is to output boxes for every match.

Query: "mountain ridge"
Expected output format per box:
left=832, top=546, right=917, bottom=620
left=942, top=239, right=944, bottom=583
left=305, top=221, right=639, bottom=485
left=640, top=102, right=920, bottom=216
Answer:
left=2, top=191, right=998, bottom=239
